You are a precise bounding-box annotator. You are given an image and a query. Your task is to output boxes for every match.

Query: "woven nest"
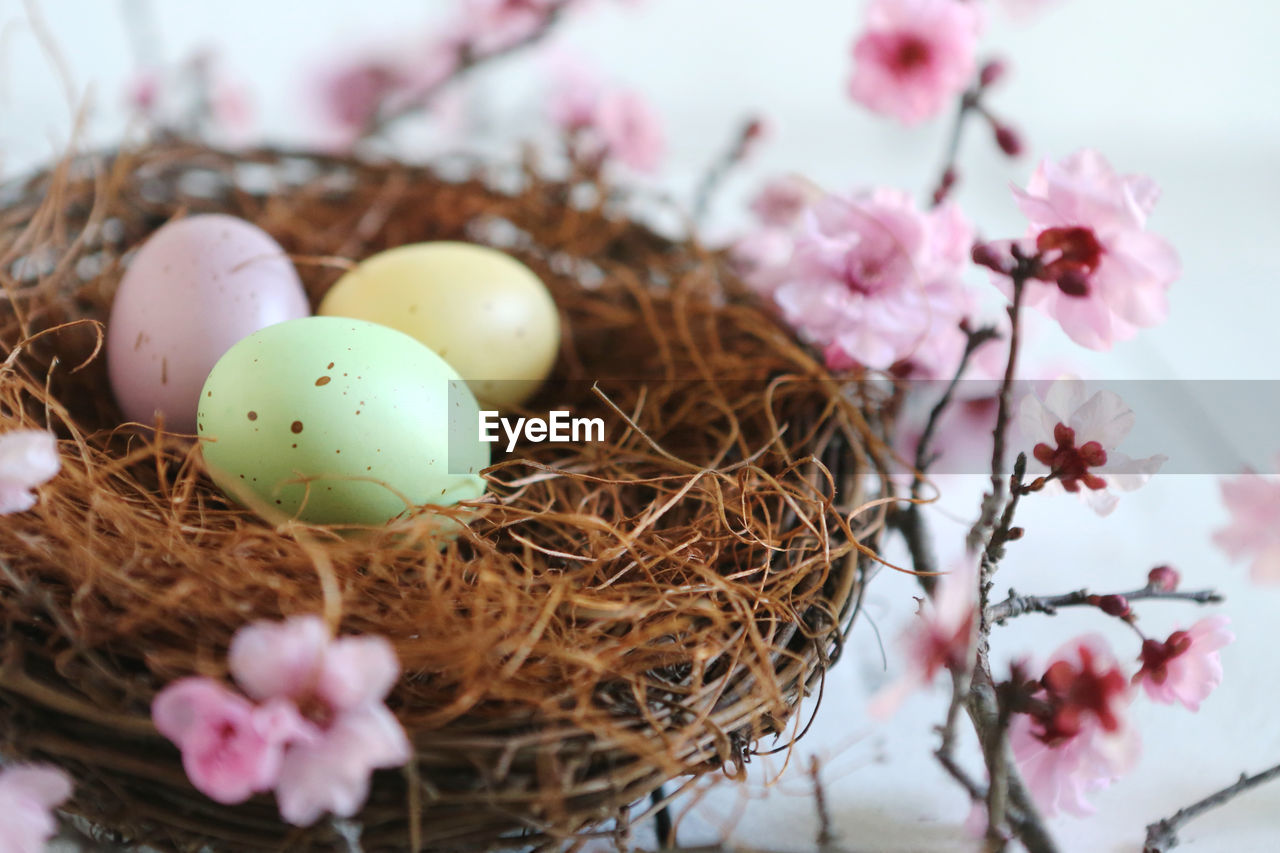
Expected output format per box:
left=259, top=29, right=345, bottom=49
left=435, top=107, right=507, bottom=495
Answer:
left=0, top=141, right=889, bottom=851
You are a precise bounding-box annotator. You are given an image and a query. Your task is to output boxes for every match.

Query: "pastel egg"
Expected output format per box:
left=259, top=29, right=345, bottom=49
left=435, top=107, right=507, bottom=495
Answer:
left=107, top=214, right=310, bottom=434
left=319, top=242, right=560, bottom=408
left=197, top=316, right=488, bottom=526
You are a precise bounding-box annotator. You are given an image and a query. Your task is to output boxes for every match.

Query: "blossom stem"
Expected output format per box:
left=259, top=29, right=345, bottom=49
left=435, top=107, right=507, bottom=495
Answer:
left=986, top=583, right=1224, bottom=625
left=928, top=87, right=980, bottom=207
left=1143, top=762, right=1280, bottom=853
left=894, top=323, right=1000, bottom=592
left=692, top=117, right=764, bottom=226
left=361, top=1, right=574, bottom=138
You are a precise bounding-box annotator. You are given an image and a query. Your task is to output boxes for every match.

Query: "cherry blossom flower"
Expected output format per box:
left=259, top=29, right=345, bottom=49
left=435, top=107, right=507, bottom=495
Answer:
left=869, top=559, right=976, bottom=716
left=456, top=0, right=559, bottom=56
left=1213, top=462, right=1280, bottom=583
left=594, top=89, right=666, bottom=173
left=0, top=764, right=72, bottom=853
left=1010, top=636, right=1140, bottom=817
left=847, top=0, right=983, bottom=124
left=228, top=616, right=411, bottom=826
left=1134, top=616, right=1234, bottom=711
left=152, top=678, right=314, bottom=805
left=749, top=176, right=821, bottom=229
left=314, top=60, right=408, bottom=139
left=1018, top=378, right=1166, bottom=515
left=545, top=58, right=666, bottom=173
left=0, top=430, right=60, bottom=514
left=1000, top=150, right=1180, bottom=350
left=769, top=188, right=975, bottom=377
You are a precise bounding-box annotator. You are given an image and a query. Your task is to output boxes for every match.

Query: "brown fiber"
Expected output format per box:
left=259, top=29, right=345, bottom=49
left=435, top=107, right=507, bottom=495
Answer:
left=0, top=141, right=888, bottom=851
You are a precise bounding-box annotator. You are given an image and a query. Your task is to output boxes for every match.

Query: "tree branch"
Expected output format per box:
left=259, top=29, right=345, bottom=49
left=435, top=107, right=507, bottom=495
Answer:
left=988, top=584, right=1223, bottom=625
left=1144, top=762, right=1280, bottom=852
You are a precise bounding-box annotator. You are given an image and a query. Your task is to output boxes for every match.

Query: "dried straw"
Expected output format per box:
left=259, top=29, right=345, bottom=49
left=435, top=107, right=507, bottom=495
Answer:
left=0, top=141, right=888, bottom=851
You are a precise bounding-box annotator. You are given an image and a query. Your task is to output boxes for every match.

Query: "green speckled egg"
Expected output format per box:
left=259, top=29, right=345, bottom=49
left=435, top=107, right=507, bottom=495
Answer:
left=197, top=316, right=488, bottom=525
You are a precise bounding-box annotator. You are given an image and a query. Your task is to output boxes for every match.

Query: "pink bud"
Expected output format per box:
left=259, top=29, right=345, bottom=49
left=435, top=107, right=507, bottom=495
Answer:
left=1056, top=269, right=1091, bottom=297
left=1148, top=565, right=1180, bottom=592
left=979, top=60, right=1007, bottom=88
left=1096, top=594, right=1131, bottom=618
left=994, top=124, right=1023, bottom=157
left=971, top=242, right=1008, bottom=273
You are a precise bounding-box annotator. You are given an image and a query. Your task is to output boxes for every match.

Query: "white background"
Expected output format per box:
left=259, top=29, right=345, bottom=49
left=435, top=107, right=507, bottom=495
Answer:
left=3, top=1, right=1279, bottom=850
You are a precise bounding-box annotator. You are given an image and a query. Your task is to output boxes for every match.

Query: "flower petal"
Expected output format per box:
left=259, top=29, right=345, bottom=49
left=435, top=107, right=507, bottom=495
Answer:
left=229, top=615, right=329, bottom=701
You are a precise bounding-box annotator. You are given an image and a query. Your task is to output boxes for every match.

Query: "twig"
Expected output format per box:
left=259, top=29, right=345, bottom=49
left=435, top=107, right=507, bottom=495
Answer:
left=691, top=117, right=764, bottom=225
left=651, top=784, right=674, bottom=848
left=362, top=1, right=574, bottom=138
left=892, top=323, right=999, bottom=592
left=808, top=756, right=836, bottom=851
left=928, top=86, right=980, bottom=206
left=1143, top=762, right=1280, bottom=852
left=967, top=258, right=1032, bottom=555
left=988, top=583, right=1223, bottom=625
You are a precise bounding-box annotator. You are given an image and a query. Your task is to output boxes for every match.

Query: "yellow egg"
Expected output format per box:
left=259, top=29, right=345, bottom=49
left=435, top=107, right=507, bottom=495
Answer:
left=319, top=242, right=560, bottom=408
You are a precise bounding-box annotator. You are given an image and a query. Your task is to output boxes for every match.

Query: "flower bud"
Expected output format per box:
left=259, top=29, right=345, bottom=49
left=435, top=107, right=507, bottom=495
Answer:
left=971, top=242, right=1008, bottom=273
left=1056, top=269, right=1091, bottom=297
left=994, top=124, right=1024, bottom=157
left=979, top=59, right=1008, bottom=89
left=1148, top=565, right=1180, bottom=592
left=1096, top=594, right=1131, bottom=618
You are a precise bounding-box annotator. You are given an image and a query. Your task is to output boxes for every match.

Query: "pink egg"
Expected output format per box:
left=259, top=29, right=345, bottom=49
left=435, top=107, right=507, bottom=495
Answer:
left=106, top=214, right=310, bottom=433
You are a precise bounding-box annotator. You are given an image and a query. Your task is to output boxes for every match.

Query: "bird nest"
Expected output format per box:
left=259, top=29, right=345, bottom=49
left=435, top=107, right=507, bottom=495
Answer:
left=0, top=141, right=888, bottom=851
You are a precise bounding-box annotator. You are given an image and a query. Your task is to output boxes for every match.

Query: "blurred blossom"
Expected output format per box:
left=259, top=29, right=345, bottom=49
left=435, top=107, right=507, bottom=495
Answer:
left=546, top=58, right=666, bottom=173
left=1010, top=636, right=1140, bottom=817
left=1213, top=461, right=1280, bottom=583
left=0, top=764, right=73, bottom=853
left=124, top=50, right=254, bottom=142
left=456, top=0, right=560, bottom=55
left=766, top=188, right=974, bottom=377
left=1019, top=378, right=1166, bottom=515
left=996, top=150, right=1180, bottom=350
left=847, top=0, right=983, bottom=124
left=0, top=430, right=60, bottom=514
left=869, top=558, right=977, bottom=716
left=1134, top=616, right=1233, bottom=711
left=749, top=176, right=821, bottom=229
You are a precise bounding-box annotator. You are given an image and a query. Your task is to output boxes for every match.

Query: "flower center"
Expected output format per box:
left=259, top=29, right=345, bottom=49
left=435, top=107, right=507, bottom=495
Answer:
left=1033, top=423, right=1108, bottom=492
left=1036, top=226, right=1105, bottom=297
left=892, top=35, right=932, bottom=73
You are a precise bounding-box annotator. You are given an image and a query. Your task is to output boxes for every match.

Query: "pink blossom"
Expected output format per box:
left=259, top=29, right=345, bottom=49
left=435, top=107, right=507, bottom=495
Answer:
left=730, top=227, right=798, bottom=298
left=1018, top=378, right=1166, bottom=515
left=593, top=89, right=666, bottom=173
left=314, top=61, right=407, bottom=137
left=847, top=0, right=983, bottom=124
left=455, top=0, right=558, bottom=55
left=228, top=616, right=411, bottom=826
left=152, top=678, right=314, bottom=805
left=1134, top=616, right=1234, bottom=711
left=0, top=764, right=72, bottom=853
left=1010, top=714, right=1139, bottom=817
left=869, top=559, right=977, bottom=716
left=1213, top=462, right=1280, bottom=583
left=1010, top=636, right=1139, bottom=817
left=0, top=430, right=60, bottom=514
left=545, top=59, right=666, bottom=173
left=748, top=176, right=821, bottom=229
left=1002, top=150, right=1180, bottom=350
left=770, top=188, right=975, bottom=377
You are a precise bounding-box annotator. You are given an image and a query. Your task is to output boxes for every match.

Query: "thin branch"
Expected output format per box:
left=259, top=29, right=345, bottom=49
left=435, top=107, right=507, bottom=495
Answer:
left=968, top=270, right=1029, bottom=554
left=988, top=583, right=1223, bottom=625
left=892, top=323, right=999, bottom=592
left=928, top=87, right=980, bottom=207
left=1144, top=762, right=1280, bottom=852
left=691, top=117, right=763, bottom=225
left=362, top=1, right=574, bottom=138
